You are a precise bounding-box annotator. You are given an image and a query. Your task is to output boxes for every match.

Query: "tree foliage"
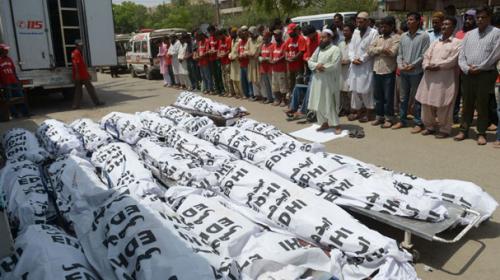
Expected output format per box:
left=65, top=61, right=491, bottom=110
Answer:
left=112, top=1, right=214, bottom=34
left=112, top=0, right=377, bottom=34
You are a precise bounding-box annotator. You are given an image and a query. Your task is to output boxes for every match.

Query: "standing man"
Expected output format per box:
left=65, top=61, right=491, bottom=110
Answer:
left=284, top=23, right=306, bottom=104
left=0, top=44, right=31, bottom=117
left=217, top=29, right=234, bottom=97
left=71, top=40, right=103, bottom=109
left=196, top=32, right=213, bottom=94
left=207, top=25, right=224, bottom=95
left=456, top=6, right=500, bottom=145
left=368, top=16, right=400, bottom=128
left=428, top=12, right=444, bottom=42
left=416, top=16, right=461, bottom=139
left=270, top=29, right=288, bottom=106
left=456, top=10, right=477, bottom=39
left=259, top=31, right=274, bottom=103
left=445, top=5, right=464, bottom=34
left=332, top=13, right=345, bottom=41
left=347, top=11, right=379, bottom=122
left=168, top=34, right=182, bottom=88
left=158, top=37, right=172, bottom=87
left=245, top=26, right=263, bottom=101
left=177, top=34, right=191, bottom=90
left=238, top=26, right=252, bottom=99
left=339, top=24, right=354, bottom=116
left=307, top=29, right=342, bottom=134
left=228, top=27, right=242, bottom=98
left=393, top=12, right=430, bottom=133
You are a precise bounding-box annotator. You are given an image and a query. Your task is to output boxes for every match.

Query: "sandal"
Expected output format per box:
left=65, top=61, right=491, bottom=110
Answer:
left=349, top=129, right=356, bottom=138
left=356, top=129, right=365, bottom=138
left=454, top=132, right=467, bottom=141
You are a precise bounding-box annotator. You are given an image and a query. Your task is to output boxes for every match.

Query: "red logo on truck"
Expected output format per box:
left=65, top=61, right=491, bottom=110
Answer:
left=17, top=20, right=44, bottom=30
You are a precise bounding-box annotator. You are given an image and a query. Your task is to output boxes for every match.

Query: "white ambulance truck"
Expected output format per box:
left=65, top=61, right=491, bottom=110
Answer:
left=0, top=0, right=117, bottom=96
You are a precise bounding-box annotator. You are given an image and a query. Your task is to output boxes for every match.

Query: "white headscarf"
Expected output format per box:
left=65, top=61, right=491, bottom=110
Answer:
left=321, top=28, right=334, bottom=36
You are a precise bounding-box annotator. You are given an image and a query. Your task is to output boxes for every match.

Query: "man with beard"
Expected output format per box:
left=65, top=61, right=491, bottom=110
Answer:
left=347, top=11, right=379, bottom=123
left=237, top=26, right=252, bottom=99
left=428, top=12, right=444, bottom=43
left=339, top=24, right=354, bottom=116
left=228, top=27, right=243, bottom=98
left=416, top=16, right=461, bottom=139
left=307, top=29, right=342, bottom=134
left=456, top=9, right=477, bottom=39
left=245, top=26, right=263, bottom=101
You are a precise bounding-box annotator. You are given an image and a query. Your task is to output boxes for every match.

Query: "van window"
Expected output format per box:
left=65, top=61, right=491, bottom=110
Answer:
left=310, top=20, right=324, bottom=30
left=133, top=41, right=141, bottom=53
left=325, top=19, right=333, bottom=26
left=141, top=41, right=148, bottom=53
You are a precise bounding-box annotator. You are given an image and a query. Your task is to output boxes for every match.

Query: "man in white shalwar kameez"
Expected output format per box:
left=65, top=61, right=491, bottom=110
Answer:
left=168, top=34, right=182, bottom=86
left=307, top=29, right=342, bottom=134
left=348, top=12, right=379, bottom=122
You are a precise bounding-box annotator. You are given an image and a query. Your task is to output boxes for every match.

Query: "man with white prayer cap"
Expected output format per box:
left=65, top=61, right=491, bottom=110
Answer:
left=307, top=28, right=342, bottom=134
left=347, top=11, right=379, bottom=123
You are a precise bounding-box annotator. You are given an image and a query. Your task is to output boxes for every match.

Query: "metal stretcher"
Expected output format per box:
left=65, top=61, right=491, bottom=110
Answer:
left=171, top=104, right=249, bottom=126
left=347, top=202, right=482, bottom=259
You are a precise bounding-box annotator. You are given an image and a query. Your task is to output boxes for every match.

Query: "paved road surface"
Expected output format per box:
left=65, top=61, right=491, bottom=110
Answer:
left=1, top=73, right=498, bottom=279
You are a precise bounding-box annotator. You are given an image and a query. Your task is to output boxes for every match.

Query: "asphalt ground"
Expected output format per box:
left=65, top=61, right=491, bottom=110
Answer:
left=1, top=73, right=498, bottom=280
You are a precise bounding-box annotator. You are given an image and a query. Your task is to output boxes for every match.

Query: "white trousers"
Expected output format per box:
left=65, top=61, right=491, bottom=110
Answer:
left=351, top=91, right=374, bottom=110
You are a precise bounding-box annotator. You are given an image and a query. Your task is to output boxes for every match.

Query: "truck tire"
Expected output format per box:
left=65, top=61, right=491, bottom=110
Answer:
left=145, top=68, right=154, bottom=80
left=130, top=66, right=137, bottom=78
left=62, top=87, right=75, bottom=100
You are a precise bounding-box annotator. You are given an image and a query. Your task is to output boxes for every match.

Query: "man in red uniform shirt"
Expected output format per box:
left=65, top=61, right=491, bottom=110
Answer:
left=217, top=29, right=234, bottom=97
left=0, top=44, right=31, bottom=118
left=284, top=23, right=306, bottom=97
left=238, top=26, right=252, bottom=99
left=196, top=32, right=213, bottom=94
left=207, top=25, right=224, bottom=95
left=259, top=31, right=274, bottom=103
left=71, top=39, right=103, bottom=109
left=270, top=29, right=288, bottom=106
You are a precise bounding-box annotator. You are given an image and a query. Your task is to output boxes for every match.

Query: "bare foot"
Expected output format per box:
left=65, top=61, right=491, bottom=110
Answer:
left=494, top=140, right=500, bottom=148
left=477, top=135, right=487, bottom=146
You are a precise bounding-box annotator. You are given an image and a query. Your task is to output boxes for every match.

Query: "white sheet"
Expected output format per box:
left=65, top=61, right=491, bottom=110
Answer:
left=289, top=124, right=348, bottom=143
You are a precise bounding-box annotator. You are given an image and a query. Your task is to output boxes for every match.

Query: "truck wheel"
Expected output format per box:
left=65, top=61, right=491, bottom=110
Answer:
left=130, top=67, right=137, bottom=78
left=62, top=87, right=75, bottom=100
left=146, top=69, right=154, bottom=80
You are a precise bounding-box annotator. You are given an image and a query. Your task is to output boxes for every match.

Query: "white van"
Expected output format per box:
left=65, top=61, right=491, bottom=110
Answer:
left=126, top=28, right=186, bottom=80
left=0, top=0, right=117, bottom=93
left=292, top=12, right=357, bottom=30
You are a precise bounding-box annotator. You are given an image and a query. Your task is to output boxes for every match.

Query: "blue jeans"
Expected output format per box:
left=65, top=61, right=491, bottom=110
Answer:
left=374, top=72, right=396, bottom=120
left=260, top=73, right=273, bottom=101
left=289, top=84, right=308, bottom=112
left=399, top=72, right=423, bottom=126
left=240, top=67, right=252, bottom=98
left=200, top=65, right=213, bottom=92
left=4, top=83, right=29, bottom=117
left=496, top=85, right=500, bottom=141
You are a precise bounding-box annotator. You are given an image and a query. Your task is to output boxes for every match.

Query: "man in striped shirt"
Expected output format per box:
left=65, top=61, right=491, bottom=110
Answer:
left=455, top=6, right=500, bottom=145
